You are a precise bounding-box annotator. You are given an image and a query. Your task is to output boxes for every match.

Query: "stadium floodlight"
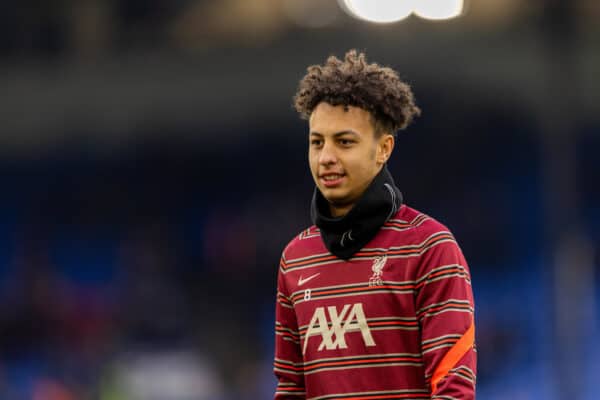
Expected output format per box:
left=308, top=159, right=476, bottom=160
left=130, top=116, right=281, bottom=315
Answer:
left=340, top=0, right=414, bottom=24
left=413, top=0, right=464, bottom=20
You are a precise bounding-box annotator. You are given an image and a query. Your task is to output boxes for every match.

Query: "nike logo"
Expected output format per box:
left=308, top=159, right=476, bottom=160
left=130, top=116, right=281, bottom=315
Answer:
left=298, top=273, right=321, bottom=287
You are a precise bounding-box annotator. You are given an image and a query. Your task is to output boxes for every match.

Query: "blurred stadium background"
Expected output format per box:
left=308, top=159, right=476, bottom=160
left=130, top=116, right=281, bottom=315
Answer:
left=0, top=0, right=598, bottom=399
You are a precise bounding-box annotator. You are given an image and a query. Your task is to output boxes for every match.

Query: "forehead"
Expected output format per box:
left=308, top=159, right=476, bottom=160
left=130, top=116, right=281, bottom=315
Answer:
left=309, top=102, right=374, bottom=135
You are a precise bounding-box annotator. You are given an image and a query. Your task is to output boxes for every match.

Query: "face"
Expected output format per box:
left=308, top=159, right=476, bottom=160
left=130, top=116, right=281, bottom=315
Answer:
left=308, top=102, right=394, bottom=217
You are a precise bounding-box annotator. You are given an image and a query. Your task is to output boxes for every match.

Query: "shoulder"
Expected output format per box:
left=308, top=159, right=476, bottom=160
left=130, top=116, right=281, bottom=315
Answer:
left=279, top=225, right=326, bottom=265
left=384, top=204, right=454, bottom=240
left=391, top=205, right=469, bottom=271
left=377, top=204, right=464, bottom=261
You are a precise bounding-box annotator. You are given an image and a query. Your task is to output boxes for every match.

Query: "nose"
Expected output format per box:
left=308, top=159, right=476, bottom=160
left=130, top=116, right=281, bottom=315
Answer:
left=318, top=140, right=338, bottom=166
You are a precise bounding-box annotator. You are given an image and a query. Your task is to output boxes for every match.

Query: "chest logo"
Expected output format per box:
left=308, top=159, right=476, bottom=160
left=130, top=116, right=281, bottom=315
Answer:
left=369, top=255, right=387, bottom=287
left=303, top=303, right=375, bottom=354
left=298, top=273, right=321, bottom=287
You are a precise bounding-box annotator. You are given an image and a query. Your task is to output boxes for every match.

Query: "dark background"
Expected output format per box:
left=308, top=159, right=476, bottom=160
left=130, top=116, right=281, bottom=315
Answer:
left=0, top=0, right=598, bottom=399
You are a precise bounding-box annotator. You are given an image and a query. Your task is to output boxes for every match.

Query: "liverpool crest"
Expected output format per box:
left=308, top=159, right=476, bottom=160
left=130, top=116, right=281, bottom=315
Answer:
left=369, top=255, right=387, bottom=287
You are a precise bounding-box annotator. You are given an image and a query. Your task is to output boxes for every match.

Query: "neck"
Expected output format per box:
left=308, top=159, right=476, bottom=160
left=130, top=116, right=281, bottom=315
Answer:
left=310, top=165, right=403, bottom=260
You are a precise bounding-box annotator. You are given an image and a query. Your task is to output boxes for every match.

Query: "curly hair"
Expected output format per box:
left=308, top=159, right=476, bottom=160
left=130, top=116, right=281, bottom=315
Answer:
left=293, top=49, right=421, bottom=136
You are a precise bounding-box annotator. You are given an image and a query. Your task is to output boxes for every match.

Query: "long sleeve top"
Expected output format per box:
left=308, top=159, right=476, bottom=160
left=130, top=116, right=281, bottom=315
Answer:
left=274, top=204, right=476, bottom=399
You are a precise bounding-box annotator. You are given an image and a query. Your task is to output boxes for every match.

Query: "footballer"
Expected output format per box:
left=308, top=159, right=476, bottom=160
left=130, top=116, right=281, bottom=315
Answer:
left=274, top=50, right=476, bottom=399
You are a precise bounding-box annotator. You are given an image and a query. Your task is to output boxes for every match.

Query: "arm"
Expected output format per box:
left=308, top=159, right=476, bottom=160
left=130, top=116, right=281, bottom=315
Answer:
left=415, top=237, right=476, bottom=399
left=274, top=257, right=306, bottom=399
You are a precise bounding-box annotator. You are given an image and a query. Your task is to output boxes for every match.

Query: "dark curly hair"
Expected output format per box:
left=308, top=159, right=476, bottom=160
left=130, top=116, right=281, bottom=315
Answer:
left=293, top=49, right=421, bottom=136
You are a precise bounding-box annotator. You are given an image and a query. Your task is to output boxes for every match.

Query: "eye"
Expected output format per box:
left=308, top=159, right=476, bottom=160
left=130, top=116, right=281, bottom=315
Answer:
left=339, top=138, right=355, bottom=146
left=310, top=139, right=323, bottom=146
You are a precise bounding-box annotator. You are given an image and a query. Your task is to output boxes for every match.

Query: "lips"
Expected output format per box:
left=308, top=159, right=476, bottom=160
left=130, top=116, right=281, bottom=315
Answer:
left=319, top=173, right=345, bottom=188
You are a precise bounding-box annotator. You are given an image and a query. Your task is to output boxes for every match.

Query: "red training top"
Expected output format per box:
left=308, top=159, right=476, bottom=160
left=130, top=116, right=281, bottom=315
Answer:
left=274, top=204, right=476, bottom=399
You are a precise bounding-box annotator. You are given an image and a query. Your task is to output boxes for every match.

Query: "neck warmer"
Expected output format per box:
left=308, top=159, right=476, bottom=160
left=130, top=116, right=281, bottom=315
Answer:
left=310, top=165, right=403, bottom=260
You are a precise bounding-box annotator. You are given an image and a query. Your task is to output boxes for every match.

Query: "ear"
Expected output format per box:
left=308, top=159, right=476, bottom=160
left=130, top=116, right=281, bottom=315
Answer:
left=376, top=134, right=395, bottom=165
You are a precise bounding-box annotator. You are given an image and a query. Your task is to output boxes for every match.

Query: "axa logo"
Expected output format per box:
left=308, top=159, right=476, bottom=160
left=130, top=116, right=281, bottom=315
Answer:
left=303, top=303, right=375, bottom=354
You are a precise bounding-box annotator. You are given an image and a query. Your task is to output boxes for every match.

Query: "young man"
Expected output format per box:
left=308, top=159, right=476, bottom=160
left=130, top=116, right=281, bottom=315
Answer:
left=274, top=50, right=476, bottom=399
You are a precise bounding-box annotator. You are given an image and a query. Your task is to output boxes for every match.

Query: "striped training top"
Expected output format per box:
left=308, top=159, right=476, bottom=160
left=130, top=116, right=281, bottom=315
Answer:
left=274, top=204, right=476, bottom=400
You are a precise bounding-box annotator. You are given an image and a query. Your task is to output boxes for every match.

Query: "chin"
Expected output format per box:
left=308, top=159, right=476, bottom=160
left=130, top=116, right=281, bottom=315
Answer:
left=320, top=190, right=350, bottom=205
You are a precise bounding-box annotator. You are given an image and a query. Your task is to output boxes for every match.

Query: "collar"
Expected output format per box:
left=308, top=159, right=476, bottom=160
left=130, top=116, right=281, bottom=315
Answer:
left=310, top=165, right=403, bottom=260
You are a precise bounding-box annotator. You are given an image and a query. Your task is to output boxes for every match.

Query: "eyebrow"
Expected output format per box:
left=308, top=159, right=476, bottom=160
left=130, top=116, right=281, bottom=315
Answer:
left=309, top=130, right=360, bottom=138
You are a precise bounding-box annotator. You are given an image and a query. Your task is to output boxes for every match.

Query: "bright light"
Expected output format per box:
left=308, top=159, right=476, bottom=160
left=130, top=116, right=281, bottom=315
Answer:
left=341, top=0, right=414, bottom=24
left=340, top=0, right=464, bottom=23
left=414, top=0, right=464, bottom=20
